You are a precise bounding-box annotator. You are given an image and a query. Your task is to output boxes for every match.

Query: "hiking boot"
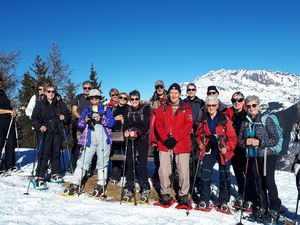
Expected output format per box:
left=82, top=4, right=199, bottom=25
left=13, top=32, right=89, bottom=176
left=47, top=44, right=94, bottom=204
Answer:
left=50, top=174, right=64, bottom=183
left=33, top=178, right=48, bottom=190
left=64, top=183, right=79, bottom=196
left=177, top=195, right=189, bottom=207
left=233, top=196, right=244, bottom=209
left=139, top=189, right=151, bottom=203
left=91, top=185, right=105, bottom=197
left=252, top=206, right=266, bottom=220
left=122, top=189, right=133, bottom=202
left=159, top=194, right=173, bottom=206
left=264, top=209, right=280, bottom=223
left=197, top=201, right=209, bottom=209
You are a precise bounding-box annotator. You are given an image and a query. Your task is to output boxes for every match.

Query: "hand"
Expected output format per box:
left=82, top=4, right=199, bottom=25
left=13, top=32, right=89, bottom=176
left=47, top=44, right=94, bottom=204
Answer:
left=164, top=137, right=177, bottom=149
left=11, top=110, right=17, bottom=118
left=124, top=130, right=130, bottom=138
left=220, top=147, right=227, bottom=155
left=246, top=138, right=253, bottom=146
left=85, top=116, right=91, bottom=123
left=129, top=131, right=137, bottom=138
left=59, top=114, right=65, bottom=121
left=40, top=125, right=47, bottom=133
left=93, top=114, right=101, bottom=122
left=252, top=138, right=260, bottom=147
left=199, top=142, right=205, bottom=151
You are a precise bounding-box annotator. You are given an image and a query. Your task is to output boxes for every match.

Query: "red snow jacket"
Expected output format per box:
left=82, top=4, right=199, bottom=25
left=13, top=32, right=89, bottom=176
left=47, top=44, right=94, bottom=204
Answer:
left=196, top=111, right=237, bottom=165
left=154, top=100, right=193, bottom=154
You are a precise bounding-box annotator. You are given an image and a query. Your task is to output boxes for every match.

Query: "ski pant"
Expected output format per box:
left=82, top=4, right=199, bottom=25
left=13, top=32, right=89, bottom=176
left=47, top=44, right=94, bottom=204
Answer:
left=69, top=124, right=111, bottom=186
left=197, top=152, right=231, bottom=204
left=159, top=150, right=190, bottom=197
left=0, top=119, right=16, bottom=170
left=231, top=147, right=257, bottom=202
left=70, top=121, right=82, bottom=170
left=35, top=131, right=63, bottom=178
left=125, top=138, right=150, bottom=191
left=251, top=155, right=281, bottom=212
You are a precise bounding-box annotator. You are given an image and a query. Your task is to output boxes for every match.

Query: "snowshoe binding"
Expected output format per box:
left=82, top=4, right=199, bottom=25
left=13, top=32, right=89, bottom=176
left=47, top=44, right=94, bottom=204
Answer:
left=194, top=201, right=213, bottom=212
left=154, top=194, right=176, bottom=208
left=215, top=203, right=232, bottom=215
left=50, top=174, right=64, bottom=184
left=62, top=183, right=79, bottom=197
left=31, top=178, right=48, bottom=190
left=175, top=195, right=192, bottom=210
left=138, top=189, right=151, bottom=204
left=89, top=185, right=106, bottom=199
left=122, top=189, right=134, bottom=203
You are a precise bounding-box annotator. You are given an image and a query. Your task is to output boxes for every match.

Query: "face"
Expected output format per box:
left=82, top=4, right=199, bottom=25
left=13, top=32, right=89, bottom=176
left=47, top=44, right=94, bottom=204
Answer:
left=246, top=100, right=259, bottom=117
left=155, top=85, right=164, bottom=96
left=187, top=85, right=196, bottom=98
left=46, top=88, right=56, bottom=101
left=130, top=95, right=140, bottom=108
left=206, top=100, right=219, bottom=115
left=231, top=94, right=244, bottom=111
left=38, top=86, right=45, bottom=96
left=110, top=91, right=119, bottom=103
left=207, top=90, right=218, bottom=96
left=118, top=94, right=128, bottom=106
left=169, top=89, right=180, bottom=104
left=90, top=96, right=101, bottom=105
left=83, top=83, right=92, bottom=95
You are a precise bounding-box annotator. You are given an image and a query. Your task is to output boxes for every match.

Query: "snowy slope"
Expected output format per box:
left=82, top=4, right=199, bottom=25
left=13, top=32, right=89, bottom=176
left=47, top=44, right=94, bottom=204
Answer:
left=0, top=149, right=299, bottom=225
left=180, top=69, right=300, bottom=112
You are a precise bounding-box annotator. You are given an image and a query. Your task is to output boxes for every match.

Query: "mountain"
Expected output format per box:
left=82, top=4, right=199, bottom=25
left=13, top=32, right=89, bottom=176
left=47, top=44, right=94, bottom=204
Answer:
left=180, top=69, right=300, bottom=112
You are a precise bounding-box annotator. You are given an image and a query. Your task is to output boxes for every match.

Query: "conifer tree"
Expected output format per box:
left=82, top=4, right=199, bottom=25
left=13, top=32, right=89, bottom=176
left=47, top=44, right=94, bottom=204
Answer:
left=30, top=54, right=51, bottom=83
left=19, top=71, right=37, bottom=105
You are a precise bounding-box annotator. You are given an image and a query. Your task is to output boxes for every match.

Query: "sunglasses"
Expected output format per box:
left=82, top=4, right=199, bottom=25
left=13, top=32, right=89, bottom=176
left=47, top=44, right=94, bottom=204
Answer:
left=246, top=104, right=258, bottom=109
left=119, top=96, right=128, bottom=101
left=155, top=85, right=164, bottom=90
left=83, top=87, right=92, bottom=90
left=130, top=97, right=140, bottom=101
left=111, top=94, right=119, bottom=97
left=47, top=90, right=55, bottom=94
left=208, top=91, right=217, bottom=95
left=187, top=88, right=196, bottom=92
left=231, top=98, right=244, bottom=103
left=206, top=104, right=217, bottom=108
left=90, top=96, right=100, bottom=100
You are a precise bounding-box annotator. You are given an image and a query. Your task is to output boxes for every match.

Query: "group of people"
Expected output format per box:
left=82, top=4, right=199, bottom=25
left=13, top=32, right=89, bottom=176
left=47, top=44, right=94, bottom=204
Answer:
left=0, top=76, right=299, bottom=224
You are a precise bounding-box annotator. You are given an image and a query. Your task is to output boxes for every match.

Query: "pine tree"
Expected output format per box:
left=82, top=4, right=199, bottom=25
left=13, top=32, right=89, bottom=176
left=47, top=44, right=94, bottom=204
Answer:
left=64, top=78, right=78, bottom=109
left=89, top=63, right=102, bottom=90
left=30, top=54, right=51, bottom=84
left=19, top=71, right=37, bottom=105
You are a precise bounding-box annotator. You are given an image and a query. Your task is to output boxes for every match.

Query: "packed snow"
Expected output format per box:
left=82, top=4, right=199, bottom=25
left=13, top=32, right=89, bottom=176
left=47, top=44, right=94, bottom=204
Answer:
left=0, top=148, right=299, bottom=225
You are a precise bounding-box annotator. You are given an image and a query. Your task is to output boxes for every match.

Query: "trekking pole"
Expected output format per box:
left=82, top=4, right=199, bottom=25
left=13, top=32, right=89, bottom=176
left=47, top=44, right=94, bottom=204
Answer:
left=24, top=134, right=44, bottom=195
left=14, top=121, right=23, bottom=170
left=61, top=148, right=66, bottom=175
left=0, top=117, right=14, bottom=169
left=78, top=125, right=88, bottom=196
left=120, top=137, right=129, bottom=205
left=293, top=191, right=300, bottom=224
left=62, top=128, right=74, bottom=174
left=254, top=154, right=266, bottom=213
left=236, top=151, right=250, bottom=225
left=131, top=137, right=137, bottom=206
left=101, top=128, right=107, bottom=199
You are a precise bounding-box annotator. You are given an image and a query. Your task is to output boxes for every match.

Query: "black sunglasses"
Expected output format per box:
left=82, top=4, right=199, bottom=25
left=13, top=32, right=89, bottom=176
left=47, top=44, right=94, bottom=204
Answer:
left=187, top=88, right=196, bottom=92
left=246, top=104, right=258, bottom=109
left=47, top=90, right=55, bottom=94
left=155, top=85, right=164, bottom=90
left=90, top=96, right=100, bottom=100
left=83, top=87, right=92, bottom=90
left=231, top=98, right=244, bottom=103
left=119, top=96, right=128, bottom=101
left=130, top=97, right=139, bottom=101
left=111, top=94, right=119, bottom=97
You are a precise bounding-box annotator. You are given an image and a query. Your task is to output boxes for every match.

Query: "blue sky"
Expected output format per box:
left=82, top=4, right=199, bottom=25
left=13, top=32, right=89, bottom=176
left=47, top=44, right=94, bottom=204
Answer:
left=1, top=0, right=300, bottom=98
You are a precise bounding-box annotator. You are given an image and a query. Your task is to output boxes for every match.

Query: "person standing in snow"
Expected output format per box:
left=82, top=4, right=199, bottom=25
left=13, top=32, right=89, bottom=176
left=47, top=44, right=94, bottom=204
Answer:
left=154, top=83, right=193, bottom=209
left=206, top=86, right=227, bottom=112
left=25, top=81, right=46, bottom=118
left=195, top=95, right=237, bottom=213
left=238, top=95, right=282, bottom=223
left=64, top=89, right=115, bottom=196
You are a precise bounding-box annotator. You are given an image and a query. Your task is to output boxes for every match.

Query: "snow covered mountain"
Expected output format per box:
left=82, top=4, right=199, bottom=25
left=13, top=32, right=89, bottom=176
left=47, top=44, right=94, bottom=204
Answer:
left=180, top=69, right=300, bottom=112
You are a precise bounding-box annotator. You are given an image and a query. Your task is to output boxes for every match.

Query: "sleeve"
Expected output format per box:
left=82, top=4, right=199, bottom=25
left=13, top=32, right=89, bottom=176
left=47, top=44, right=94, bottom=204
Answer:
left=172, top=105, right=193, bottom=142
left=258, top=117, right=279, bottom=148
left=154, top=105, right=169, bottom=143
left=224, top=120, right=237, bottom=152
left=101, top=107, right=115, bottom=128
left=77, top=107, right=87, bottom=129
left=71, top=95, right=79, bottom=107
left=31, top=102, right=42, bottom=131
left=25, top=95, right=36, bottom=118
left=138, top=105, right=151, bottom=136
left=238, top=122, right=248, bottom=149
left=61, top=102, right=71, bottom=125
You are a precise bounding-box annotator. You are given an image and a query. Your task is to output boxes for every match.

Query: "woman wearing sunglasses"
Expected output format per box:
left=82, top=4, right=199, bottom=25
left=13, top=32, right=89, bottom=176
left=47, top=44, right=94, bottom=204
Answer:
left=31, top=83, right=71, bottom=189
left=238, top=95, right=281, bottom=223
left=195, top=95, right=237, bottom=213
left=122, top=90, right=152, bottom=203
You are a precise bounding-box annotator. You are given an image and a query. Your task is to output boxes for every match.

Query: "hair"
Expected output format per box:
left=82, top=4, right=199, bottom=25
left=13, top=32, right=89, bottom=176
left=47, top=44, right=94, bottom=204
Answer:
left=187, top=83, right=196, bottom=89
left=37, top=81, right=46, bottom=89
left=109, top=88, right=119, bottom=96
left=232, top=91, right=245, bottom=99
left=82, top=80, right=92, bottom=86
left=129, top=90, right=140, bottom=99
left=205, top=95, right=219, bottom=105
left=46, top=83, right=57, bottom=92
left=119, top=92, right=129, bottom=98
left=245, top=95, right=260, bottom=105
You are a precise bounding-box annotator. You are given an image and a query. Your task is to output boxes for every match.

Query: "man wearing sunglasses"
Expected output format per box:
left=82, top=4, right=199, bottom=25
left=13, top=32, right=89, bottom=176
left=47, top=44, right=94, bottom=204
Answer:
left=206, top=86, right=227, bottom=112
left=70, top=81, right=93, bottom=171
left=106, top=88, right=119, bottom=107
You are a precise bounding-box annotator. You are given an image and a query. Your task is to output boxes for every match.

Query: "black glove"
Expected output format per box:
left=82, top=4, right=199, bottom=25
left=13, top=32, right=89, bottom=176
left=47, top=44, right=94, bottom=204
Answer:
left=164, top=137, right=177, bottom=149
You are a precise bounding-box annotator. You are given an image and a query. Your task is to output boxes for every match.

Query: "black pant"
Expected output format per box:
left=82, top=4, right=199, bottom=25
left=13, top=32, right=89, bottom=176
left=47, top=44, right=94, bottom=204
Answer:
left=35, top=131, right=63, bottom=178
left=125, top=138, right=150, bottom=191
left=251, top=155, right=281, bottom=212
left=70, top=121, right=81, bottom=170
left=197, top=152, right=231, bottom=204
left=0, top=119, right=16, bottom=170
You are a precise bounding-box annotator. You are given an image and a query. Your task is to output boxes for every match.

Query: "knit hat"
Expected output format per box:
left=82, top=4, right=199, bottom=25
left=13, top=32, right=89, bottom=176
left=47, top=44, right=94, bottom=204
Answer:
left=168, top=83, right=181, bottom=94
left=155, top=80, right=164, bottom=88
left=88, top=89, right=101, bottom=97
left=207, top=86, right=219, bottom=95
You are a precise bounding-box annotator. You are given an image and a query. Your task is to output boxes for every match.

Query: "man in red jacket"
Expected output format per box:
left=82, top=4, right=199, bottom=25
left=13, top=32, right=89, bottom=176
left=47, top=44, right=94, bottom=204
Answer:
left=154, top=83, right=193, bottom=209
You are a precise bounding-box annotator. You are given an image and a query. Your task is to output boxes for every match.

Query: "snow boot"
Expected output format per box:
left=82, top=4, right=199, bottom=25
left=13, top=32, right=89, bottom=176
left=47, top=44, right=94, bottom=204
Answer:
left=194, top=201, right=213, bottom=212
left=63, top=183, right=79, bottom=196
left=176, top=195, right=192, bottom=210
left=50, top=174, right=64, bottom=183
left=154, top=194, right=175, bottom=208
left=216, top=203, right=232, bottom=214
left=122, top=189, right=134, bottom=203
left=139, top=189, right=151, bottom=204
left=90, top=185, right=105, bottom=198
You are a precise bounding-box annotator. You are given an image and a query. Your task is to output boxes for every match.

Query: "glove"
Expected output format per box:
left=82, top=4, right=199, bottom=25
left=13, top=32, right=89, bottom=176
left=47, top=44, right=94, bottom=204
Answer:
left=164, top=137, right=177, bottom=149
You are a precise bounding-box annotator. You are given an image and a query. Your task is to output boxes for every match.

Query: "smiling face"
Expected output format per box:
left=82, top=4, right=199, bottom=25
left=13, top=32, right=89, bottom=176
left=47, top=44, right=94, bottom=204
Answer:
left=155, top=85, right=165, bottom=96
left=83, top=83, right=92, bottom=96
left=231, top=93, right=244, bottom=111
left=246, top=100, right=259, bottom=117
left=169, top=89, right=180, bottom=104
left=206, top=99, right=219, bottom=116
left=130, top=95, right=140, bottom=108
left=118, top=93, right=128, bottom=106
left=46, top=87, right=56, bottom=101
left=187, top=84, right=196, bottom=98
left=110, top=90, right=119, bottom=103
left=89, top=96, right=101, bottom=106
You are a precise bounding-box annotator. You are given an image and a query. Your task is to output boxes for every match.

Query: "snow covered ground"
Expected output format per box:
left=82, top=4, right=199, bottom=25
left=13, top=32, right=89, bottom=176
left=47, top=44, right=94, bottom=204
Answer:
left=0, top=148, right=299, bottom=225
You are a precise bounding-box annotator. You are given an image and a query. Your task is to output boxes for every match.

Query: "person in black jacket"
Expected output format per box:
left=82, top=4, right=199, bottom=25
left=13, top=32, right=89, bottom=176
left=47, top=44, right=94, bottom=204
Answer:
left=31, top=83, right=71, bottom=189
left=0, top=78, right=17, bottom=174
left=122, top=90, right=151, bottom=203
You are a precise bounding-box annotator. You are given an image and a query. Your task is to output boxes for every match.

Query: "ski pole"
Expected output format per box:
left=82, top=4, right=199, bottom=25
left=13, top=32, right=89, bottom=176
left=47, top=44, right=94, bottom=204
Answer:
left=120, top=137, right=129, bottom=205
left=102, top=128, right=107, bottom=199
left=78, top=125, right=88, bottom=196
left=14, top=121, right=23, bottom=170
left=131, top=137, right=137, bottom=206
left=0, top=117, right=14, bottom=169
left=254, top=155, right=265, bottom=212
left=63, top=128, right=74, bottom=174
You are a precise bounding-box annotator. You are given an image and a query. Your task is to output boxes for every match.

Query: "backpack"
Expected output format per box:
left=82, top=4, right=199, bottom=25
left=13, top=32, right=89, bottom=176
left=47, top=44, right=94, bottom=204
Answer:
left=261, top=114, right=283, bottom=154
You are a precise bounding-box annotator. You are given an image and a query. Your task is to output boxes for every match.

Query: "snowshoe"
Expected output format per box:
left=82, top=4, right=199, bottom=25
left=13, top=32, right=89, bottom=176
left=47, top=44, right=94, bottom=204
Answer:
left=154, top=194, right=176, bottom=208
left=138, top=189, right=151, bottom=204
left=194, top=201, right=213, bottom=212
left=50, top=174, right=64, bottom=184
left=122, top=189, right=134, bottom=203
left=89, top=185, right=106, bottom=199
left=175, top=195, right=192, bottom=210
left=0, top=170, right=9, bottom=177
left=62, top=183, right=79, bottom=197
left=215, top=203, right=232, bottom=215
left=31, top=178, right=48, bottom=190
left=243, top=201, right=253, bottom=213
